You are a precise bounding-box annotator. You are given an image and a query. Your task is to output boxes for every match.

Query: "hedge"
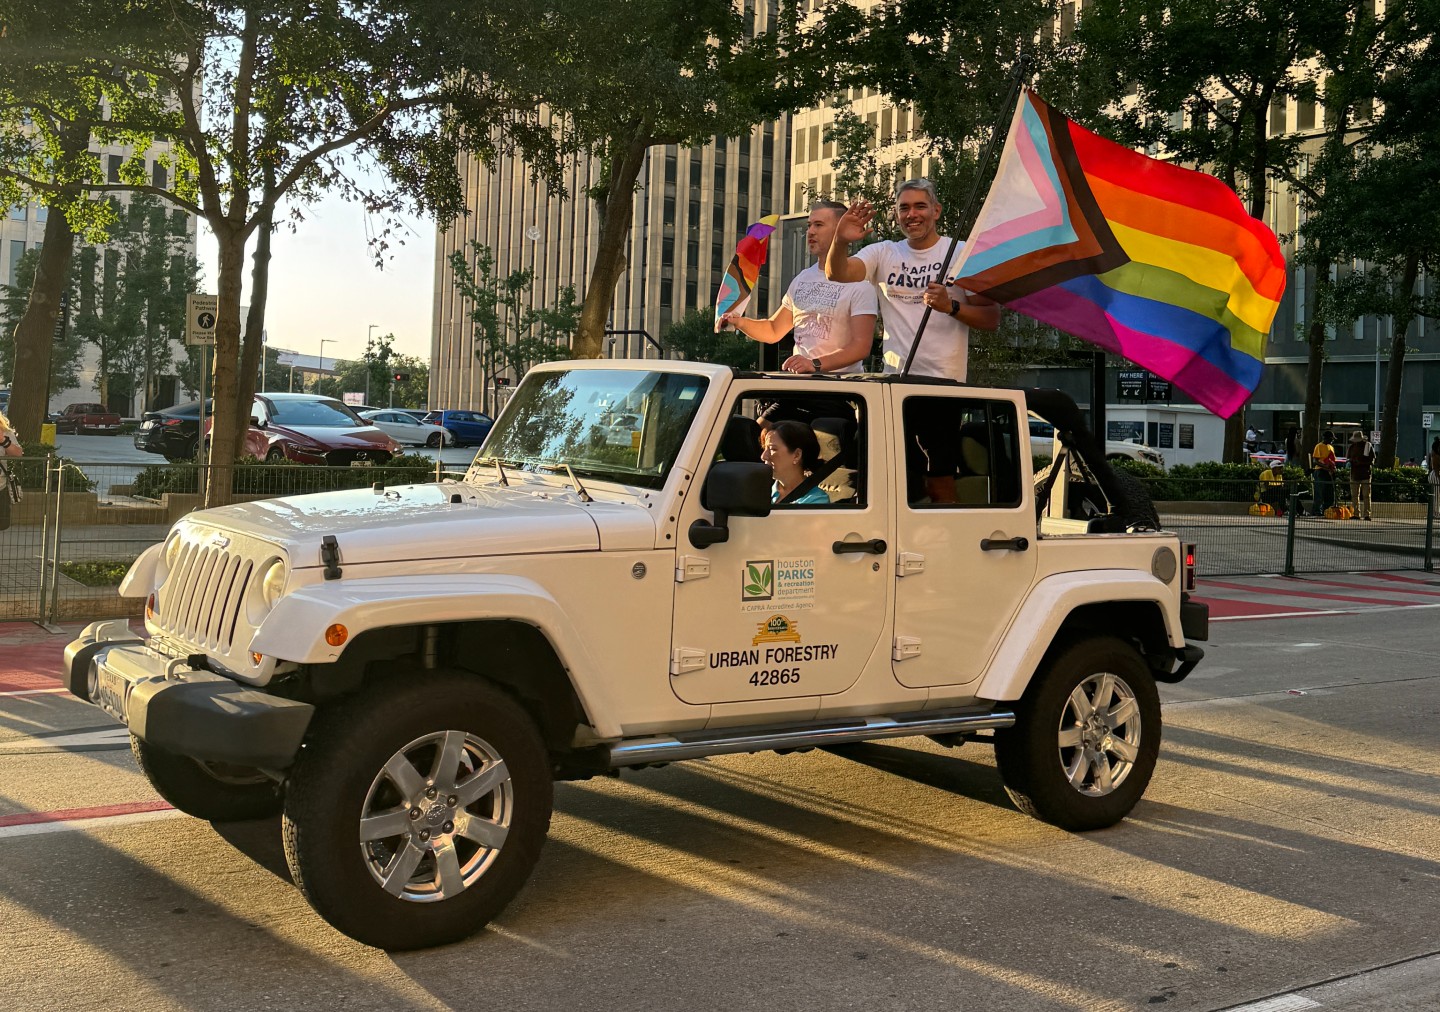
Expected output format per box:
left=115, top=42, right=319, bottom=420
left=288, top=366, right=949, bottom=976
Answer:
left=1111, top=458, right=1432, bottom=504
left=132, top=453, right=439, bottom=500
left=6, top=446, right=97, bottom=492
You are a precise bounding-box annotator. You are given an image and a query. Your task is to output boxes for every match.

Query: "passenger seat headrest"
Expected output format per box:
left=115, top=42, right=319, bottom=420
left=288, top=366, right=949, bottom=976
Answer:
left=719, top=415, right=762, bottom=463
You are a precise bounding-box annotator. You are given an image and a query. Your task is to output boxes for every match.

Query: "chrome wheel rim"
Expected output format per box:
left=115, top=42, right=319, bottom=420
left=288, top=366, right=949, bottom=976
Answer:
left=1057, top=672, right=1142, bottom=797
left=358, top=730, right=513, bottom=903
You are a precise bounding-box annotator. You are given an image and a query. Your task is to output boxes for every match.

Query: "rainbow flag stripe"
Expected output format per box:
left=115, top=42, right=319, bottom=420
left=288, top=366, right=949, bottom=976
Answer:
left=952, top=91, right=1286, bottom=418
left=714, top=215, right=779, bottom=332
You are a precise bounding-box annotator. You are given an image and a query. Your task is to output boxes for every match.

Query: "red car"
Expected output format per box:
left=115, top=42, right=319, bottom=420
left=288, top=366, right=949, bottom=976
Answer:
left=53, top=402, right=123, bottom=435
left=204, top=394, right=401, bottom=465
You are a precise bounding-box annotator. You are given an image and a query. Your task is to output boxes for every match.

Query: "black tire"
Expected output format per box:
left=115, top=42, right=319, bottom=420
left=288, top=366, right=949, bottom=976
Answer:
left=994, top=636, right=1161, bottom=831
left=426, top=432, right=443, bottom=448
left=1110, top=469, right=1162, bottom=531
left=282, top=672, right=553, bottom=950
left=131, top=735, right=283, bottom=821
left=265, top=447, right=286, bottom=462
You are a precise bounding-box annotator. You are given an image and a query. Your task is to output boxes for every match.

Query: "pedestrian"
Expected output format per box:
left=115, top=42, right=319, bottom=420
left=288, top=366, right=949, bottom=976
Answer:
left=1348, top=430, right=1375, bottom=520
left=1312, top=430, right=1338, bottom=516
left=1245, top=424, right=1259, bottom=456
left=0, top=410, right=23, bottom=531
left=1428, top=437, right=1440, bottom=514
left=823, top=179, right=1001, bottom=502
left=1285, top=427, right=1303, bottom=468
left=721, top=200, right=877, bottom=375
left=1258, top=462, right=1287, bottom=516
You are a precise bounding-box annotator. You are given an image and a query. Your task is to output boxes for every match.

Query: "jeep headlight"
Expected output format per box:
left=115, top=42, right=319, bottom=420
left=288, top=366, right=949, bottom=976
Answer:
left=261, top=558, right=287, bottom=609
left=156, top=532, right=183, bottom=588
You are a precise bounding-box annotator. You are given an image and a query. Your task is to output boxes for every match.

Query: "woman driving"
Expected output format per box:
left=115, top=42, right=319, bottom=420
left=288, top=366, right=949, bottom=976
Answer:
left=761, top=419, right=831, bottom=505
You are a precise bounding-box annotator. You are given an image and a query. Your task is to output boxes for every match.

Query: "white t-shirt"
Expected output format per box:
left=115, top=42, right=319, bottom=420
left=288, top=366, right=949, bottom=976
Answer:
left=780, top=264, right=878, bottom=374
left=855, top=237, right=969, bottom=379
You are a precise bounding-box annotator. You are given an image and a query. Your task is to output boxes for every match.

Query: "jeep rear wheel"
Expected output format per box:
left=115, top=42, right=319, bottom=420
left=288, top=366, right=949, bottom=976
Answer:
left=281, top=672, right=552, bottom=950
left=131, top=736, right=282, bottom=821
left=994, top=636, right=1160, bottom=831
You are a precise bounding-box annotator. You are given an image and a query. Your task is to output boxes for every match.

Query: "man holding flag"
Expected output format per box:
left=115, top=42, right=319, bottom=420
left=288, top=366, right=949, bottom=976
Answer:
left=823, top=179, right=1000, bottom=503
left=720, top=200, right=878, bottom=375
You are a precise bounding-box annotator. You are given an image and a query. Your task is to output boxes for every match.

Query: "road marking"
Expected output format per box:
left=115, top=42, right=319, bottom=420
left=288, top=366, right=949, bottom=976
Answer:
left=1213, top=601, right=1440, bottom=622
left=0, top=726, right=130, bottom=752
left=0, top=687, right=67, bottom=698
left=1225, top=997, right=1322, bottom=1012
left=0, top=800, right=179, bottom=840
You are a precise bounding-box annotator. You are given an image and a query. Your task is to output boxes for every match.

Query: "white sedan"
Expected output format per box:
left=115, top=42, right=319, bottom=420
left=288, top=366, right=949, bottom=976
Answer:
left=359, top=409, right=454, bottom=447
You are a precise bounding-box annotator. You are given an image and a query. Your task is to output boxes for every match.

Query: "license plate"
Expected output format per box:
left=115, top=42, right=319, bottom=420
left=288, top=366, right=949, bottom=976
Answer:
left=92, top=665, right=131, bottom=724
left=350, top=459, right=374, bottom=467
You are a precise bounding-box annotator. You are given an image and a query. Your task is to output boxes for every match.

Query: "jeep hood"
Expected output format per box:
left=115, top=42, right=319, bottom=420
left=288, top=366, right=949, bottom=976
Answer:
left=190, top=482, right=649, bottom=565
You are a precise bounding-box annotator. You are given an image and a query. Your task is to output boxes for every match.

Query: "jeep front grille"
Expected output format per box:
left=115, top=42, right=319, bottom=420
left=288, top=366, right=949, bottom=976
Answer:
left=156, top=540, right=254, bottom=651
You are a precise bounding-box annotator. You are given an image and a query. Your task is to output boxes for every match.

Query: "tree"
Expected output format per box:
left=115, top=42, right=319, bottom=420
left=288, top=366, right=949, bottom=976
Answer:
left=388, top=355, right=429, bottom=409
left=662, top=306, right=759, bottom=369
left=505, top=0, right=853, bottom=359
left=1285, top=0, right=1417, bottom=453
left=68, top=195, right=201, bottom=414
left=1306, top=0, right=1440, bottom=464
left=0, top=249, right=86, bottom=397
left=0, top=0, right=558, bottom=504
left=1052, top=0, right=1324, bottom=460
left=448, top=242, right=579, bottom=413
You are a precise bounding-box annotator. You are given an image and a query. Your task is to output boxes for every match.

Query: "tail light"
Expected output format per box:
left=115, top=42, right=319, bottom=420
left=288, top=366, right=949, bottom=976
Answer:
left=1184, top=543, right=1197, bottom=592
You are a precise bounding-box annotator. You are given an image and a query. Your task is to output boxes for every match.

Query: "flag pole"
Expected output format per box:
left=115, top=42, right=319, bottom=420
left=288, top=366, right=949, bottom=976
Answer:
left=901, top=54, right=1031, bottom=379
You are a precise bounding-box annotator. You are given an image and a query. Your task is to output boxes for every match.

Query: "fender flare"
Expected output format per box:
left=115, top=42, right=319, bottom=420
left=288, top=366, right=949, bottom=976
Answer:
left=119, top=542, right=163, bottom=599
left=250, top=573, right=604, bottom=722
left=976, top=570, right=1183, bottom=702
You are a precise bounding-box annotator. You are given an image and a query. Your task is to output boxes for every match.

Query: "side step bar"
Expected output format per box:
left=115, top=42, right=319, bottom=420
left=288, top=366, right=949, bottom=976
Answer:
left=606, top=709, right=1017, bottom=768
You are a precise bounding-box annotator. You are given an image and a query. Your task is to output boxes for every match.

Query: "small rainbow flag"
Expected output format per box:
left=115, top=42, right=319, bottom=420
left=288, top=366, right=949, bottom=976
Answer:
left=951, top=91, right=1286, bottom=418
left=714, top=215, right=779, bottom=333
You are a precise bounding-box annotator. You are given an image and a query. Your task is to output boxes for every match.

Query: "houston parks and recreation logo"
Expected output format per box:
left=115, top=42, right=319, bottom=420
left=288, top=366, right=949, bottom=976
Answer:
left=742, top=560, right=774, bottom=602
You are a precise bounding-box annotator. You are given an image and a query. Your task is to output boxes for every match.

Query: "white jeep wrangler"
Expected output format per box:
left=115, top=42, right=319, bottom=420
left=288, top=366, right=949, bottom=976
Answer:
left=65, top=361, right=1207, bottom=950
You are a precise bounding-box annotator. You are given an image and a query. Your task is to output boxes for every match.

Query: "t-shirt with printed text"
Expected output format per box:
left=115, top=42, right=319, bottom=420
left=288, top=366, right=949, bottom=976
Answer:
left=780, top=264, right=878, bottom=373
left=854, top=238, right=969, bottom=379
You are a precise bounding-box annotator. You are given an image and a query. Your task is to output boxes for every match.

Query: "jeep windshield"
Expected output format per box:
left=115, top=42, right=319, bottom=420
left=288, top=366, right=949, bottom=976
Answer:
left=474, top=368, right=710, bottom=490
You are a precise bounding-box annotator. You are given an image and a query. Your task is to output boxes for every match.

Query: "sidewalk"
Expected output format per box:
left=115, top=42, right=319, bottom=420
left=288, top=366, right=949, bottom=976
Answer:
left=0, top=619, right=141, bottom=694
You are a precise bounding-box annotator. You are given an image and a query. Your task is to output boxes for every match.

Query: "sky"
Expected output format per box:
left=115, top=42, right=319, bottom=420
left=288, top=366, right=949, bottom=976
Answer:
left=196, top=189, right=438, bottom=366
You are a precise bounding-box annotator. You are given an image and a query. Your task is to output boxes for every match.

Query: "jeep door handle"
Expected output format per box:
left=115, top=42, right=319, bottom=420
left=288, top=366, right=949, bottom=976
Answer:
left=980, top=536, right=1030, bottom=552
left=833, top=538, right=887, bottom=555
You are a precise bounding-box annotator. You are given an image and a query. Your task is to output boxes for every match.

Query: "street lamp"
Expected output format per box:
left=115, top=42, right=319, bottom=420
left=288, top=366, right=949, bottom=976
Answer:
left=319, top=338, right=336, bottom=394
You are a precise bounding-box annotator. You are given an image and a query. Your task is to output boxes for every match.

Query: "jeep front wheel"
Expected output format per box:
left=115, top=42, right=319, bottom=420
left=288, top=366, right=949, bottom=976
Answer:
left=281, top=672, right=552, bottom=950
left=994, top=636, right=1160, bottom=831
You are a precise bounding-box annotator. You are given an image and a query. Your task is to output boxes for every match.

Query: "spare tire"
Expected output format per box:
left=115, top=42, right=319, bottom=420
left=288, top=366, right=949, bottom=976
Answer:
left=1109, top=469, right=1162, bottom=531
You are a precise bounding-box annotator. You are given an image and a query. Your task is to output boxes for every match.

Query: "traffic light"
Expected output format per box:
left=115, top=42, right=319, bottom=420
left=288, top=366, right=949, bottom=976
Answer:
left=393, top=372, right=409, bottom=382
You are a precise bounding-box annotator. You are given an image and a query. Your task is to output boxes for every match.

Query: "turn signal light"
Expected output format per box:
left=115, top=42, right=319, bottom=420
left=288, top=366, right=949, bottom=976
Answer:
left=146, top=594, right=157, bottom=620
left=250, top=651, right=264, bottom=666
left=325, top=624, right=348, bottom=647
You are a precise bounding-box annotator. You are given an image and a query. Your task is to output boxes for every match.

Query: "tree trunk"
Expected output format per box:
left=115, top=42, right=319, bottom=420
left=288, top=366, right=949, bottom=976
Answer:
left=1302, top=270, right=1331, bottom=453
left=8, top=204, right=76, bottom=445
left=233, top=202, right=273, bottom=459
left=574, top=131, right=651, bottom=359
left=205, top=227, right=246, bottom=507
left=1378, top=251, right=1419, bottom=467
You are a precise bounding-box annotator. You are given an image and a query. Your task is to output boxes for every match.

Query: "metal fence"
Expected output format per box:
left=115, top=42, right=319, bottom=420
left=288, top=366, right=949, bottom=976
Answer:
left=0, top=454, right=462, bottom=626
left=1, top=458, right=1434, bottom=625
left=1139, top=476, right=1436, bottom=577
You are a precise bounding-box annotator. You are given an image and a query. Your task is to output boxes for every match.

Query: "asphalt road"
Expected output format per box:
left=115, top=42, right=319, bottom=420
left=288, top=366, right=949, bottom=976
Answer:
left=1, top=607, right=1437, bottom=1011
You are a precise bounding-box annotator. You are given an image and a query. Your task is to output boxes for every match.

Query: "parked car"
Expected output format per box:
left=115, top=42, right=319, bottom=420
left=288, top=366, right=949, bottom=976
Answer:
left=135, top=400, right=211, bottom=461
left=1030, top=418, right=1165, bottom=468
left=204, top=394, right=401, bottom=466
left=420, top=409, right=493, bottom=446
left=359, top=409, right=454, bottom=447
left=54, top=402, right=123, bottom=435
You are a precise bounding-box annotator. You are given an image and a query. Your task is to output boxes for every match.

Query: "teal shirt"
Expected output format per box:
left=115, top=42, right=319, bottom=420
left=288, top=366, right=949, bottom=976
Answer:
left=772, top=482, right=830, bottom=505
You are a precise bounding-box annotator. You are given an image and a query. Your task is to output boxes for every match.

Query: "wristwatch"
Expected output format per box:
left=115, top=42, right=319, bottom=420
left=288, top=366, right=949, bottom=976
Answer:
left=947, top=298, right=962, bottom=317
left=811, top=358, right=824, bottom=373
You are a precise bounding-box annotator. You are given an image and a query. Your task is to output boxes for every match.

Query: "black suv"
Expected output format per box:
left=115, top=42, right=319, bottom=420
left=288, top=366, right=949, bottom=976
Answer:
left=134, top=400, right=210, bottom=460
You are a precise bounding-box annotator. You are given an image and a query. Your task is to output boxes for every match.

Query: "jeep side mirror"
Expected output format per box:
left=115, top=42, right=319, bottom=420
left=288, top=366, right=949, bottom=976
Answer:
left=690, top=461, right=772, bottom=548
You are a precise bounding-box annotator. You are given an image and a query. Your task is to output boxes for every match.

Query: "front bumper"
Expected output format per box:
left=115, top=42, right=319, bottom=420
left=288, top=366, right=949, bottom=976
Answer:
left=64, top=621, right=313, bottom=770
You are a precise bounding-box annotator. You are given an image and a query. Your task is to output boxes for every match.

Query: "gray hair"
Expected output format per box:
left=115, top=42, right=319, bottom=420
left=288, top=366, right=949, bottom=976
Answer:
left=894, top=178, right=940, bottom=206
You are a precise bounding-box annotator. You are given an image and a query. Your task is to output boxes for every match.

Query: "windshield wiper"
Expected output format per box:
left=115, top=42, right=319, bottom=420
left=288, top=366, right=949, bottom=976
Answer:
left=533, top=461, right=593, bottom=502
